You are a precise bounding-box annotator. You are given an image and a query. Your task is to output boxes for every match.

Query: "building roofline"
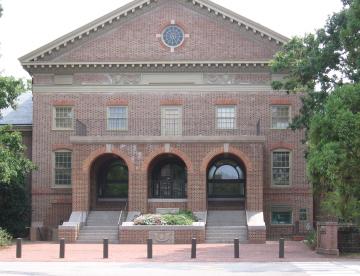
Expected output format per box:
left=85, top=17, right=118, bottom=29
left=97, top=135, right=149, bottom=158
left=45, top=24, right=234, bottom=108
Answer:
left=19, top=0, right=289, bottom=64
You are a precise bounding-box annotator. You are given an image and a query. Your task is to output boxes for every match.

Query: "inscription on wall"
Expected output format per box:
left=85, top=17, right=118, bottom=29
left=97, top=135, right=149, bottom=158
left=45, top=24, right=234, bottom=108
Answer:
left=149, top=231, right=175, bottom=244
left=74, top=73, right=141, bottom=85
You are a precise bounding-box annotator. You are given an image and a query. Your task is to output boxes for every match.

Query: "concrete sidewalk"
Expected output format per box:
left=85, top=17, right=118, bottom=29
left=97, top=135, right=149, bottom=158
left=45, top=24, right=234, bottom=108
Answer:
left=0, top=241, right=348, bottom=262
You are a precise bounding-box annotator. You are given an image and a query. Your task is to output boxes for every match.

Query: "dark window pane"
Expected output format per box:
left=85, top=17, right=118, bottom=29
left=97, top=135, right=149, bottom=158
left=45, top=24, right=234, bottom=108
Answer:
left=271, top=211, right=292, bottom=224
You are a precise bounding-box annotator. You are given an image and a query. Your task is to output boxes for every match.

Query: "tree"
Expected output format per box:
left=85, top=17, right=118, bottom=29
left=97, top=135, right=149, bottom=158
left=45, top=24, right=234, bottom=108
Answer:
left=270, top=0, right=360, bottom=222
left=271, top=0, right=360, bottom=132
left=0, top=2, right=35, bottom=237
left=307, top=84, right=360, bottom=222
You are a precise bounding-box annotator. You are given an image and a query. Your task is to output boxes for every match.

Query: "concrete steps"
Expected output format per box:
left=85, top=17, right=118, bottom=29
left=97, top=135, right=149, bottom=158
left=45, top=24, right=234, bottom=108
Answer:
left=206, top=211, right=248, bottom=243
left=77, top=211, right=121, bottom=244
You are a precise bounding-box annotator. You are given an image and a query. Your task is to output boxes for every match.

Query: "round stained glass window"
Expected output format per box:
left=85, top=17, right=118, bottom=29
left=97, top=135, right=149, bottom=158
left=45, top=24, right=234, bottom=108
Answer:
left=162, top=25, right=185, bottom=48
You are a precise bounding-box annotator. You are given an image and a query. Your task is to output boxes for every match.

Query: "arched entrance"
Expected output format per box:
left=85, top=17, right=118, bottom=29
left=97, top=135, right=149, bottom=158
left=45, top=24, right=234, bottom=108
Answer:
left=148, top=154, right=187, bottom=199
left=207, top=154, right=246, bottom=210
left=90, top=154, right=128, bottom=210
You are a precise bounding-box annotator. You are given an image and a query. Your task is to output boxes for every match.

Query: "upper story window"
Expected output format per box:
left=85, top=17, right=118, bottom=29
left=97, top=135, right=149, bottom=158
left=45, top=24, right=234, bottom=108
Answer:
left=271, top=105, right=290, bottom=129
left=54, top=151, right=72, bottom=187
left=272, top=150, right=291, bottom=186
left=107, top=106, right=128, bottom=131
left=161, top=106, right=182, bottom=136
left=53, top=106, right=74, bottom=130
left=216, top=106, right=236, bottom=129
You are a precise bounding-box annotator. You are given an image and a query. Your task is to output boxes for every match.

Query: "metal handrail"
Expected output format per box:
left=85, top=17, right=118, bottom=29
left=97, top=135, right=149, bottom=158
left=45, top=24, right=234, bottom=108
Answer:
left=118, top=201, right=128, bottom=226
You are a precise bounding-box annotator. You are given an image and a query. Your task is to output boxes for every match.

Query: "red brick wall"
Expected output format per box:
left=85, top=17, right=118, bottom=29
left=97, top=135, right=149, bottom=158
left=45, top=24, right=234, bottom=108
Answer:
left=31, top=88, right=310, bottom=239
left=27, top=0, right=310, bottom=241
left=47, top=0, right=281, bottom=63
left=119, top=229, right=205, bottom=244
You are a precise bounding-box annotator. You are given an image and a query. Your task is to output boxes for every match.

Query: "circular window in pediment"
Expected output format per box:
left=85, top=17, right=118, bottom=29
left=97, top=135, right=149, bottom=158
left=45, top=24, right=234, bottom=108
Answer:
left=162, top=25, right=185, bottom=48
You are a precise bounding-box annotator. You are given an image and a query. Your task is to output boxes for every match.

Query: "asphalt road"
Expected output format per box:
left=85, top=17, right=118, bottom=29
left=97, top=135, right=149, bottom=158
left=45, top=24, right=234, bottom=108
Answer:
left=0, top=262, right=360, bottom=276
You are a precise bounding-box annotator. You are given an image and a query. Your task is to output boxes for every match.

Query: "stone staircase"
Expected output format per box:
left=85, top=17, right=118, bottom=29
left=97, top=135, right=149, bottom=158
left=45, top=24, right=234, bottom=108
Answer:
left=206, top=211, right=248, bottom=243
left=77, top=211, right=121, bottom=244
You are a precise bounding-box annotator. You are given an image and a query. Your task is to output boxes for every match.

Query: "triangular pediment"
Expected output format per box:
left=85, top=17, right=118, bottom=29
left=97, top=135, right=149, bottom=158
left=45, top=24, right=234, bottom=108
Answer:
left=20, top=0, right=288, bottom=67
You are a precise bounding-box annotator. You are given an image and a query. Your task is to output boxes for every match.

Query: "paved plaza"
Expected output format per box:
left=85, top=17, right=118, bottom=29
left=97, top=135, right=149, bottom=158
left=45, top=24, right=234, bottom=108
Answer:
left=0, top=241, right=349, bottom=262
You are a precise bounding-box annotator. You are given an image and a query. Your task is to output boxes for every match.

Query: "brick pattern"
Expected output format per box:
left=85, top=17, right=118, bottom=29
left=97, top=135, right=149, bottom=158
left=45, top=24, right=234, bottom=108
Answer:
left=119, top=229, right=205, bottom=244
left=47, top=0, right=281, bottom=63
left=316, top=222, right=339, bottom=255
left=27, top=0, right=310, bottom=242
left=30, top=89, right=310, bottom=239
left=58, top=227, right=79, bottom=243
left=248, top=229, right=266, bottom=243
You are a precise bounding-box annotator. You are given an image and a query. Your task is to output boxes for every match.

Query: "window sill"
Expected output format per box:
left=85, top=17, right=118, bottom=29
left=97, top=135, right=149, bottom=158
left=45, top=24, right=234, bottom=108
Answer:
left=270, top=224, right=294, bottom=227
left=270, top=184, right=292, bottom=188
left=52, top=128, right=74, bottom=131
left=148, top=199, right=188, bottom=203
left=51, top=185, right=72, bottom=189
left=106, top=129, right=128, bottom=132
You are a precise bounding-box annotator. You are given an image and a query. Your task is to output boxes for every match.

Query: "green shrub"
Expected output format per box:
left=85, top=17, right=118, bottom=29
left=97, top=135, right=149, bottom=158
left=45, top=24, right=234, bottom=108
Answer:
left=305, top=230, right=317, bottom=250
left=163, top=211, right=198, bottom=225
left=0, top=183, right=30, bottom=237
left=0, top=228, right=12, bottom=247
left=133, top=211, right=198, bottom=226
left=133, top=214, right=166, bottom=225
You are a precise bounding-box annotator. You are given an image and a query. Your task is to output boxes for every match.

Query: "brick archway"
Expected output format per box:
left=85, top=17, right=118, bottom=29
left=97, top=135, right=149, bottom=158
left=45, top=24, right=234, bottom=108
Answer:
left=82, top=146, right=135, bottom=174
left=77, top=146, right=135, bottom=211
left=142, top=146, right=194, bottom=173
left=200, top=146, right=253, bottom=173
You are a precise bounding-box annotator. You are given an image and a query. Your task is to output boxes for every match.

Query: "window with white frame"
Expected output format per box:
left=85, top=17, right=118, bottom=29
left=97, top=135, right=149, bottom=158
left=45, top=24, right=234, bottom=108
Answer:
left=53, top=106, right=74, bottom=130
left=271, top=206, right=293, bottom=225
left=54, top=151, right=72, bottom=186
left=161, top=106, right=182, bottom=136
left=272, top=150, right=291, bottom=186
left=107, top=106, right=128, bottom=131
left=216, top=106, right=236, bottom=129
left=271, top=105, right=290, bottom=129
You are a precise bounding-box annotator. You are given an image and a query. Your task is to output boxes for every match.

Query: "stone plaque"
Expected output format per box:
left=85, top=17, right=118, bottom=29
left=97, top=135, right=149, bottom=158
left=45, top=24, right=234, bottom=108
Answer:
left=156, top=208, right=179, bottom=215
left=149, top=231, right=175, bottom=244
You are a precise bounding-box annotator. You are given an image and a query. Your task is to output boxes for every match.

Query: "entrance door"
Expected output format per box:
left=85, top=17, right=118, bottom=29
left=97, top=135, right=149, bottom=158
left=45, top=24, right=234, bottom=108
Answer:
left=207, top=157, right=246, bottom=210
left=150, top=155, right=187, bottom=199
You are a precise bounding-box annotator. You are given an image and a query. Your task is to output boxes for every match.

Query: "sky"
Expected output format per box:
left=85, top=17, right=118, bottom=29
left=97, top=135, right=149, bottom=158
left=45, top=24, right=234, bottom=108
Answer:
left=0, top=0, right=343, bottom=79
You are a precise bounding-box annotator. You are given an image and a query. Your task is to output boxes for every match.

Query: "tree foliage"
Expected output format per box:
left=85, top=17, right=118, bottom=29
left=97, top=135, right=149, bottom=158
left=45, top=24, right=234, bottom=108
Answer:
left=271, top=0, right=360, bottom=132
left=0, top=126, right=35, bottom=185
left=0, top=3, right=35, bottom=236
left=270, top=0, right=360, bottom=222
left=0, top=77, right=29, bottom=117
left=271, top=0, right=360, bottom=92
left=307, top=84, right=360, bottom=222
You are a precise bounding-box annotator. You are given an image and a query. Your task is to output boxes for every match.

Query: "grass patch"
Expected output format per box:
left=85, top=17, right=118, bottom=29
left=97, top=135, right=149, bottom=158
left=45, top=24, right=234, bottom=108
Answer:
left=133, top=211, right=198, bottom=226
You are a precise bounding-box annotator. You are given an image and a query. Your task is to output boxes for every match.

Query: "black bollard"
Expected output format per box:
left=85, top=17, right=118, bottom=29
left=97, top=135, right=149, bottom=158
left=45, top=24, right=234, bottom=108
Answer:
left=234, top=238, right=240, bottom=259
left=103, top=238, right=109, bottom=259
left=147, top=239, right=153, bottom=259
left=191, top=238, right=197, bottom=259
left=16, top=238, right=22, bottom=259
left=59, top=238, right=65, bottom=259
left=279, top=238, right=285, bottom=258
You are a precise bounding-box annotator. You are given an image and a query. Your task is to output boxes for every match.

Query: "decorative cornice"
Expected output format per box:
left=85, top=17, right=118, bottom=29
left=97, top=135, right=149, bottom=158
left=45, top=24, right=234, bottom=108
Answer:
left=70, top=135, right=266, bottom=144
left=33, top=84, right=277, bottom=94
left=23, top=60, right=270, bottom=69
left=19, top=0, right=289, bottom=64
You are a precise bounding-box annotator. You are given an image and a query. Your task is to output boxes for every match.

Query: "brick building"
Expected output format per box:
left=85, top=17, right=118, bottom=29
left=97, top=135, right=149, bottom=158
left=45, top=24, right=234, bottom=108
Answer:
left=17, top=0, right=313, bottom=243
